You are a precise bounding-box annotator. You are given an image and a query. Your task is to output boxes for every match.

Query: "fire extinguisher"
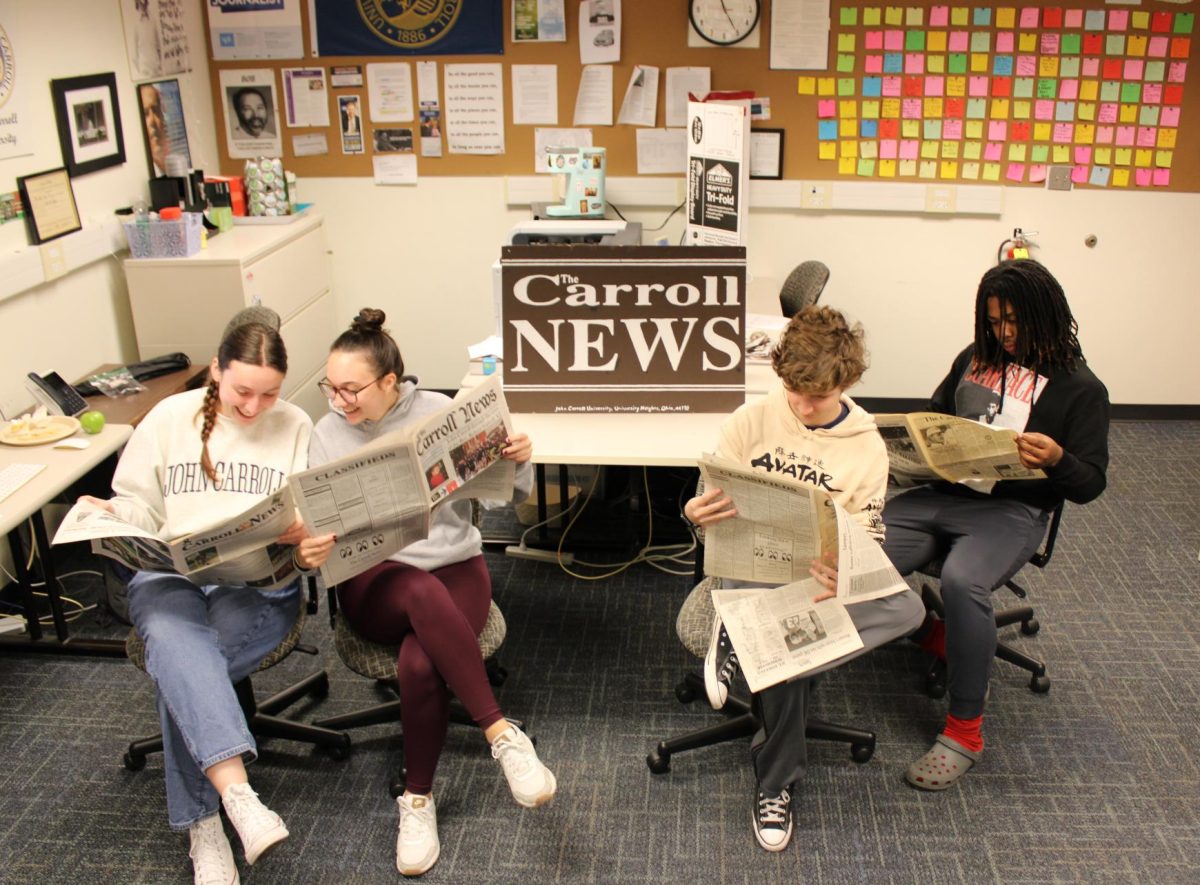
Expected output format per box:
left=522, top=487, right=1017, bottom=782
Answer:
left=997, top=228, right=1036, bottom=263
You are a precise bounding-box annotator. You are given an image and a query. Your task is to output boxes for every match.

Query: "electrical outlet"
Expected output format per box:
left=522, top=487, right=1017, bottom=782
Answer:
left=1048, top=166, right=1073, bottom=191
left=800, top=182, right=831, bottom=209
left=40, top=242, right=68, bottom=281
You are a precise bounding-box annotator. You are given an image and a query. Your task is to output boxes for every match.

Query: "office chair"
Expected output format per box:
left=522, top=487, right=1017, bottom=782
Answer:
left=646, top=575, right=876, bottom=775
left=916, top=502, right=1064, bottom=697
left=778, top=260, right=831, bottom=318
left=122, top=577, right=352, bottom=771
left=312, top=584, right=513, bottom=797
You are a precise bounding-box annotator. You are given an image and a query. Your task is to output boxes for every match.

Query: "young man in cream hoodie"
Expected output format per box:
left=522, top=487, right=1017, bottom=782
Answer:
left=684, top=305, right=924, bottom=853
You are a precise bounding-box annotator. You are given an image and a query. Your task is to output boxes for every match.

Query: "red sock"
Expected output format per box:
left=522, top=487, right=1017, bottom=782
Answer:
left=919, top=618, right=946, bottom=660
left=942, top=713, right=983, bottom=753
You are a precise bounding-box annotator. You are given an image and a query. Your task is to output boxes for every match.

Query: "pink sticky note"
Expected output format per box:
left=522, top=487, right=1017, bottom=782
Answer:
left=1054, top=123, right=1074, bottom=143
left=996, top=32, right=1014, bottom=53
left=984, top=142, right=1003, bottom=161
left=1040, top=34, right=1060, bottom=56
left=1153, top=168, right=1171, bottom=186
left=866, top=31, right=884, bottom=50
left=1006, top=163, right=1026, bottom=182
left=865, top=55, right=884, bottom=73
left=988, top=120, right=1008, bottom=140
left=1109, top=10, right=1129, bottom=32
left=902, top=98, right=923, bottom=118
left=906, top=53, right=925, bottom=74
left=1124, top=60, right=1144, bottom=81
left=969, top=76, right=988, bottom=96
left=1115, top=126, right=1136, bottom=146
left=880, top=139, right=899, bottom=159
left=1136, top=127, right=1157, bottom=147
left=930, top=5, right=950, bottom=27
left=1035, top=100, right=1055, bottom=120
left=900, top=140, right=919, bottom=159
left=1028, top=165, right=1048, bottom=183
left=1135, top=168, right=1153, bottom=186
left=1168, top=62, right=1187, bottom=83
left=1081, top=59, right=1100, bottom=78
left=1074, top=146, right=1092, bottom=164
left=1148, top=36, right=1169, bottom=58
left=1161, top=107, right=1181, bottom=127
left=1020, top=8, right=1039, bottom=28
left=949, top=31, right=969, bottom=52
left=1071, top=166, right=1089, bottom=184
left=885, top=30, right=904, bottom=51
left=818, top=99, right=836, bottom=118
left=1065, top=10, right=1083, bottom=29
left=1059, top=80, right=1079, bottom=101
left=942, top=119, right=963, bottom=139
left=1095, top=126, right=1115, bottom=144
left=925, top=76, right=945, bottom=96
left=1098, top=104, right=1118, bottom=124
left=882, top=76, right=902, bottom=96
left=1016, top=56, right=1037, bottom=76
left=1143, top=84, right=1163, bottom=105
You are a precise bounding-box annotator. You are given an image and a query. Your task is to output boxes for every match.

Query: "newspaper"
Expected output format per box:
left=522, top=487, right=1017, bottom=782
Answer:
left=875, top=412, right=1046, bottom=485
left=290, top=375, right=516, bottom=586
left=710, top=579, right=864, bottom=693
left=53, top=489, right=301, bottom=589
left=698, top=455, right=907, bottom=604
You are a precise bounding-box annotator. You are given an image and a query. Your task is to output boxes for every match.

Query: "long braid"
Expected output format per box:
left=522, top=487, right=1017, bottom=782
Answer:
left=974, top=259, right=1082, bottom=374
left=198, top=378, right=221, bottom=484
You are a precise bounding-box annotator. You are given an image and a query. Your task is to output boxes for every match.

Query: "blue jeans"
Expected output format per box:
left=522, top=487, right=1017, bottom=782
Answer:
left=127, top=571, right=300, bottom=830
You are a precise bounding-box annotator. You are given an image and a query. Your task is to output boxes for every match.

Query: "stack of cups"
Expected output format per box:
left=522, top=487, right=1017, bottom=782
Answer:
left=244, top=157, right=290, bottom=217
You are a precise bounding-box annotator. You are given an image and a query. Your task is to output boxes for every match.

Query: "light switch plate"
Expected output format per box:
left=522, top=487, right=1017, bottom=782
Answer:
left=1048, top=166, right=1073, bottom=191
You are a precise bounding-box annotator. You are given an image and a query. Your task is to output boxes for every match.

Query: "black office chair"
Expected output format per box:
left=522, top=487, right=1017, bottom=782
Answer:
left=123, top=578, right=351, bottom=771
left=778, top=260, right=830, bottom=318
left=312, top=581, right=514, bottom=797
left=916, top=502, right=1064, bottom=697
left=646, top=575, right=876, bottom=775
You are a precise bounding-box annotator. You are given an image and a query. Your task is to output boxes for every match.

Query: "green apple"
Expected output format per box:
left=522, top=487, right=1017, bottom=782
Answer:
left=79, top=410, right=106, bottom=434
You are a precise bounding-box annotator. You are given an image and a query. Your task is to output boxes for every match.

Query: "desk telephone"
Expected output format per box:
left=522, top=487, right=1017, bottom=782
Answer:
left=26, top=371, right=89, bottom=417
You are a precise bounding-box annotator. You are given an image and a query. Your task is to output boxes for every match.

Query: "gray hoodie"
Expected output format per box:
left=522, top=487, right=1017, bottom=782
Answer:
left=309, top=377, right=533, bottom=572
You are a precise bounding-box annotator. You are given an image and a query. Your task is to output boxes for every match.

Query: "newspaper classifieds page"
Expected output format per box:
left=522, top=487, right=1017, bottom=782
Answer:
left=53, top=490, right=302, bottom=589
left=876, top=412, right=1045, bottom=484
left=698, top=454, right=907, bottom=604
left=710, top=578, right=863, bottom=693
left=292, top=375, right=517, bottom=586
left=698, top=454, right=838, bottom=584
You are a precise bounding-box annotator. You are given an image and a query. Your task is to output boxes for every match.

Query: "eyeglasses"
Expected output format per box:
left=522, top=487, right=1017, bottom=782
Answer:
left=317, top=376, right=382, bottom=405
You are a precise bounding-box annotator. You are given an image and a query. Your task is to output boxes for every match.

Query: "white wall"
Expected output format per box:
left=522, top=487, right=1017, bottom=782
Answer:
left=305, top=176, right=1200, bottom=405
left=0, top=0, right=216, bottom=420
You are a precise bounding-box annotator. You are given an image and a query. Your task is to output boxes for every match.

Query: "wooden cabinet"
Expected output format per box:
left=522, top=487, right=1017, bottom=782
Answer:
left=123, top=213, right=335, bottom=420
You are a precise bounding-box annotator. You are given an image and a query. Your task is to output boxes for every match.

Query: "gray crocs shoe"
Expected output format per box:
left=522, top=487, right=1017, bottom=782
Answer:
left=905, top=734, right=981, bottom=791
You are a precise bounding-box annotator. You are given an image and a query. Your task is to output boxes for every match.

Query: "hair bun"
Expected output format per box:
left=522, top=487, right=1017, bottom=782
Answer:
left=352, top=308, right=386, bottom=332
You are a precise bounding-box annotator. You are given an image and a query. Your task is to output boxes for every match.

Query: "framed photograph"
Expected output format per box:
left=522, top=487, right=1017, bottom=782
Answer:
left=749, top=128, right=784, bottom=180
left=137, top=78, right=191, bottom=177
left=16, top=168, right=82, bottom=245
left=51, top=73, right=126, bottom=177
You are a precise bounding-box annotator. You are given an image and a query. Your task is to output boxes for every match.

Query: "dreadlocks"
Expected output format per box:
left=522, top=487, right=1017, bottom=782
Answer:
left=973, top=259, right=1082, bottom=374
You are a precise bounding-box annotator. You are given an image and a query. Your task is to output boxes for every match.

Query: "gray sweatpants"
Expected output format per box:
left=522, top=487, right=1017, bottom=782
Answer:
left=750, top=587, right=925, bottom=794
left=882, top=485, right=1050, bottom=720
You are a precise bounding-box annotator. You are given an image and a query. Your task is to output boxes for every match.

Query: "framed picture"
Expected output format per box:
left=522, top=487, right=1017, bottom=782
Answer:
left=749, top=128, right=784, bottom=180
left=16, top=168, right=82, bottom=245
left=137, top=78, right=191, bottom=177
left=51, top=72, right=126, bottom=177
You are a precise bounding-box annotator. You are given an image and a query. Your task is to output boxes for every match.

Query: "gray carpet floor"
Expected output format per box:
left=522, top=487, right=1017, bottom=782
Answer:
left=0, top=419, right=1197, bottom=884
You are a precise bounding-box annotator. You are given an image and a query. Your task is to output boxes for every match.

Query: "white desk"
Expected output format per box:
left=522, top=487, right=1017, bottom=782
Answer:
left=1, top=423, right=133, bottom=654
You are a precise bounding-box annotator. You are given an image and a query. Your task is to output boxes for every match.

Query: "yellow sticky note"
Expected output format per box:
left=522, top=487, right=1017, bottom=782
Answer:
left=839, top=34, right=856, bottom=52
left=942, top=140, right=960, bottom=158
left=1115, top=148, right=1133, bottom=166
left=919, top=160, right=937, bottom=179
left=982, top=163, right=1001, bottom=182
left=1127, top=36, right=1147, bottom=58
left=840, top=99, right=858, bottom=118
left=921, top=140, right=940, bottom=158
left=862, top=100, right=881, bottom=119
left=899, top=159, right=918, bottom=176
left=841, top=140, right=859, bottom=159
left=926, top=55, right=946, bottom=74
left=1033, top=122, right=1052, bottom=141
left=1008, top=144, right=1027, bottom=162
left=991, top=98, right=1010, bottom=119
left=1119, top=105, right=1137, bottom=124
left=963, top=141, right=982, bottom=160
left=840, top=118, right=858, bottom=136
left=885, top=6, right=902, bottom=26
left=1052, top=145, right=1070, bottom=163
left=818, top=78, right=836, bottom=96
left=971, top=53, right=989, bottom=73
left=839, top=156, right=857, bottom=175
left=1013, top=100, right=1031, bottom=119
left=996, top=8, right=1016, bottom=29
left=965, top=121, right=984, bottom=139
left=961, top=161, right=980, bottom=180
left=860, top=140, right=879, bottom=159
left=882, top=98, right=901, bottom=118
left=1076, top=123, right=1095, bottom=144
left=1134, top=149, right=1152, bottom=167
left=1019, top=33, right=1037, bottom=53
left=925, top=97, right=944, bottom=118
left=902, top=119, right=920, bottom=138
left=863, top=8, right=882, bottom=26
left=1132, top=12, right=1149, bottom=30
left=928, top=32, right=947, bottom=53
left=906, top=7, right=923, bottom=26
left=819, top=142, right=837, bottom=160
left=940, top=160, right=959, bottom=179
left=946, top=77, right=966, bottom=97
left=797, top=77, right=817, bottom=95
left=951, top=7, right=968, bottom=26
left=1039, top=57, right=1059, bottom=78
left=1158, top=129, right=1177, bottom=149
left=1156, top=150, right=1173, bottom=169
left=1077, top=103, right=1095, bottom=122
left=1080, top=81, right=1098, bottom=102
left=1112, top=168, right=1130, bottom=188
left=879, top=158, right=897, bottom=177
left=1094, top=147, right=1112, bottom=165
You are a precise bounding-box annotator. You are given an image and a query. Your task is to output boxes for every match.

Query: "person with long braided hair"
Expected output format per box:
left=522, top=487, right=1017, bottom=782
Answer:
left=882, top=259, right=1110, bottom=791
left=78, top=307, right=335, bottom=884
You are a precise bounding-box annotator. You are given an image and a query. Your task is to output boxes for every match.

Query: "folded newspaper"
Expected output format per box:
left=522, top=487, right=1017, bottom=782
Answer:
left=710, top=579, right=864, bottom=693
left=698, top=455, right=908, bottom=604
left=52, top=376, right=516, bottom=590
left=874, top=412, right=1046, bottom=485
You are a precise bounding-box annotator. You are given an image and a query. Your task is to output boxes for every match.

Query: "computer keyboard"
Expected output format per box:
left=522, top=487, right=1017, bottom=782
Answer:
left=0, top=463, right=46, bottom=504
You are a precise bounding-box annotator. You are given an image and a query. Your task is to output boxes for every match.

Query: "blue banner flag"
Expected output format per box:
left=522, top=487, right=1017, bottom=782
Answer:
left=312, top=0, right=503, bottom=56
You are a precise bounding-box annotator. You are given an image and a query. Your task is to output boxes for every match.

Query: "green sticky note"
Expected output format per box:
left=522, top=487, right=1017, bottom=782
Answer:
left=1101, top=82, right=1120, bottom=102
left=1144, top=62, right=1165, bottom=83
left=857, top=158, right=877, bottom=177
left=1061, top=34, right=1081, bottom=55
left=1060, top=58, right=1079, bottom=79
left=906, top=31, right=926, bottom=51
left=1121, top=82, right=1141, bottom=103
left=838, top=54, right=856, bottom=72
left=1037, top=79, right=1057, bottom=99
left=949, top=54, right=968, bottom=74
left=838, top=78, right=856, bottom=95
left=1175, top=13, right=1194, bottom=35
left=840, top=7, right=858, bottom=26
left=1031, top=145, right=1049, bottom=163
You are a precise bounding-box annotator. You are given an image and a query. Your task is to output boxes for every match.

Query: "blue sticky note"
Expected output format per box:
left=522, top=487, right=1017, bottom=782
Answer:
left=973, top=8, right=992, bottom=26
left=1089, top=166, right=1111, bottom=187
left=993, top=56, right=1013, bottom=76
left=861, top=120, right=879, bottom=137
left=862, top=77, right=883, bottom=97
left=818, top=120, right=838, bottom=140
left=884, top=53, right=903, bottom=73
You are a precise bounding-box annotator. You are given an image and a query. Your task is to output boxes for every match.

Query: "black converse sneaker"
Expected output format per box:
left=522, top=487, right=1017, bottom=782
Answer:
left=704, top=617, right=740, bottom=709
left=753, top=784, right=794, bottom=852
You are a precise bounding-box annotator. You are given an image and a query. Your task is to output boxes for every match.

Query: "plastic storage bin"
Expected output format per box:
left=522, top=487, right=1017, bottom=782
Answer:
left=123, top=213, right=203, bottom=258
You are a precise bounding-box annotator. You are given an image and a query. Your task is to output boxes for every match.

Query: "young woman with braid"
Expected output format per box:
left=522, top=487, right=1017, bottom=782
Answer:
left=303, top=308, right=556, bottom=878
left=79, top=307, right=335, bottom=884
left=883, top=260, right=1110, bottom=791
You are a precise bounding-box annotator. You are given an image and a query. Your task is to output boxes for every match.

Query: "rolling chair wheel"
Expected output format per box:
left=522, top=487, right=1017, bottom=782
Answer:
left=850, top=741, right=875, bottom=764
left=646, top=747, right=671, bottom=774
left=675, top=681, right=698, bottom=704
left=1021, top=618, right=1040, bottom=636
left=1030, top=674, right=1050, bottom=693
left=123, top=751, right=147, bottom=772
left=390, top=767, right=407, bottom=798
left=486, top=661, right=508, bottom=686
left=325, top=737, right=352, bottom=761
left=925, top=660, right=948, bottom=699
left=312, top=672, right=331, bottom=698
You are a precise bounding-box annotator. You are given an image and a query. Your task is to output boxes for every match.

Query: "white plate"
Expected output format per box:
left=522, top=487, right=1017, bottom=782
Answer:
left=0, top=416, right=81, bottom=446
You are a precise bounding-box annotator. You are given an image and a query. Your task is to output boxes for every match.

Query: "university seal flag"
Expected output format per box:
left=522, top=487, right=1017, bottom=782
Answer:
left=312, top=0, right=503, bottom=56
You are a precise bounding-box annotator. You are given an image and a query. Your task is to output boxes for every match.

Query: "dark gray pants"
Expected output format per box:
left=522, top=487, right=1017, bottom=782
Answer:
left=882, top=486, right=1050, bottom=720
left=750, top=588, right=925, bottom=794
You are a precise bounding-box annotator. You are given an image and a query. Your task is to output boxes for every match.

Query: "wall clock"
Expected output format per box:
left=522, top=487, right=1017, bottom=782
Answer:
left=689, top=0, right=762, bottom=46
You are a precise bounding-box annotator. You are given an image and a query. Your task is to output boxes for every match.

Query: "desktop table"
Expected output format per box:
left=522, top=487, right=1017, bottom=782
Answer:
left=80, top=362, right=208, bottom=426
left=1, top=423, right=133, bottom=655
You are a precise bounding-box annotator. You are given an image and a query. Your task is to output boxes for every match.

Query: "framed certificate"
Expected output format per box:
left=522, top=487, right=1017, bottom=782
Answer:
left=16, top=168, right=82, bottom=245
left=749, top=128, right=784, bottom=180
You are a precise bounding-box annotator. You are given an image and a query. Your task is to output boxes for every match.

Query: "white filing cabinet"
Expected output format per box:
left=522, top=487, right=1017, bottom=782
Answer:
left=123, top=212, right=335, bottom=420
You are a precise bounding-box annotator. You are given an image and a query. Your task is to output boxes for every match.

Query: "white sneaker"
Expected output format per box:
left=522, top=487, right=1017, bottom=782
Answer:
left=490, top=725, right=557, bottom=808
left=221, top=782, right=288, bottom=865
left=396, top=792, right=440, bottom=876
left=189, top=814, right=239, bottom=885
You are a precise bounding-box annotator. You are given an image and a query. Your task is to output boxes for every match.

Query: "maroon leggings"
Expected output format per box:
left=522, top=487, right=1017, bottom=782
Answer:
left=337, top=555, right=504, bottom=794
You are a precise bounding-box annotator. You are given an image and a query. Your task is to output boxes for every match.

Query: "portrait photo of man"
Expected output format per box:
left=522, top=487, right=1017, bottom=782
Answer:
left=229, top=85, right=275, bottom=139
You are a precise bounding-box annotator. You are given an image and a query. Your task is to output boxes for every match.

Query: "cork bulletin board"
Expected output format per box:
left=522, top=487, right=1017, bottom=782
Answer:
left=206, top=2, right=1200, bottom=191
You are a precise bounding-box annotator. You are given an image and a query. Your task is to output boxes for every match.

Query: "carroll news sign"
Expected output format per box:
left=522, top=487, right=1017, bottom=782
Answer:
left=499, top=246, right=746, bottom=413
